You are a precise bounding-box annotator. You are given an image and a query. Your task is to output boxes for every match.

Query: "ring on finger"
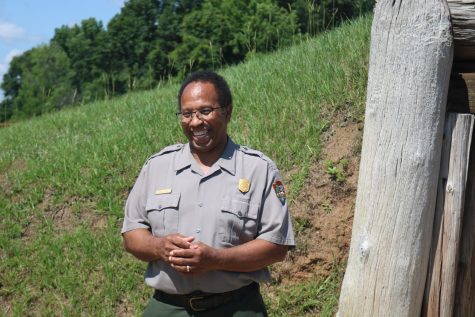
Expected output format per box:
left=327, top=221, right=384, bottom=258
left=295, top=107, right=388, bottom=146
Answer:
left=186, top=265, right=190, bottom=273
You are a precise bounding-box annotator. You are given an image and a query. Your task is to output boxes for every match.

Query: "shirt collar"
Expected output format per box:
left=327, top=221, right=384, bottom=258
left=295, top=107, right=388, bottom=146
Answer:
left=217, top=137, right=237, bottom=175
left=174, top=143, right=193, bottom=172
left=173, top=137, right=237, bottom=175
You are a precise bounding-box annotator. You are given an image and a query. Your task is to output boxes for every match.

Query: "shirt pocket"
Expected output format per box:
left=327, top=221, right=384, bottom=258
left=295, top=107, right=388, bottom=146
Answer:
left=146, top=193, right=181, bottom=237
left=219, top=195, right=260, bottom=245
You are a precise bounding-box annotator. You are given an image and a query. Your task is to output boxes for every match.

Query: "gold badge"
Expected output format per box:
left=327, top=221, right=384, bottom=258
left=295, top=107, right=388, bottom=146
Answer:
left=155, top=188, right=172, bottom=195
left=238, top=179, right=251, bottom=193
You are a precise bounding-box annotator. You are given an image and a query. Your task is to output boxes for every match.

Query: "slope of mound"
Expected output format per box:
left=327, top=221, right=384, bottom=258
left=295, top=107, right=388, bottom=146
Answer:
left=261, top=109, right=363, bottom=316
left=282, top=112, right=362, bottom=281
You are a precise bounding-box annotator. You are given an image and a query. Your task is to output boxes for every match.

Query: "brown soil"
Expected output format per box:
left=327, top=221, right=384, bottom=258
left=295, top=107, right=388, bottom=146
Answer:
left=22, top=189, right=107, bottom=241
left=273, top=115, right=363, bottom=283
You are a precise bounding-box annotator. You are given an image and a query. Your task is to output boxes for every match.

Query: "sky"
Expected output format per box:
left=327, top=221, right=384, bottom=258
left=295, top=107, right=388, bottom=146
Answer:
left=0, top=0, right=126, bottom=100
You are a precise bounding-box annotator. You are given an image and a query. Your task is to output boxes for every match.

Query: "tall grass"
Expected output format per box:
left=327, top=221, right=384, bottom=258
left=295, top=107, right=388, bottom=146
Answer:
left=0, top=15, right=371, bottom=316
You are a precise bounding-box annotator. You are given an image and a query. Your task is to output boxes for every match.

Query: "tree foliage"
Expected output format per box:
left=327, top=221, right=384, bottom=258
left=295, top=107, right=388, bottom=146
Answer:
left=0, top=0, right=374, bottom=122
left=277, top=0, right=375, bottom=35
left=52, top=18, right=109, bottom=101
left=2, top=45, right=74, bottom=119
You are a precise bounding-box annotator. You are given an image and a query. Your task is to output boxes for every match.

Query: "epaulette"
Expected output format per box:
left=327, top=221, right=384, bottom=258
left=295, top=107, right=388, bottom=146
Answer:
left=148, top=143, right=184, bottom=161
left=239, top=145, right=264, bottom=158
left=240, top=145, right=279, bottom=171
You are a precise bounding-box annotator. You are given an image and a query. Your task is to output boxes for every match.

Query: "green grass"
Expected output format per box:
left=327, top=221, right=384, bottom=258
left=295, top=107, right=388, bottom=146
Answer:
left=0, top=15, right=371, bottom=316
left=264, top=266, right=345, bottom=317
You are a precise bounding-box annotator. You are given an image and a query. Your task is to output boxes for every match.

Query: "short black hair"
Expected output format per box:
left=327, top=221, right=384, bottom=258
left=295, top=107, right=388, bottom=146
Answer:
left=177, top=70, right=233, bottom=110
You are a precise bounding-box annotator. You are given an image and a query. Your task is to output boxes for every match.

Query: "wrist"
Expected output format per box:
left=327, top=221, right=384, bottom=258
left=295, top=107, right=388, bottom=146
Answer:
left=211, top=247, right=225, bottom=271
left=150, top=235, right=166, bottom=261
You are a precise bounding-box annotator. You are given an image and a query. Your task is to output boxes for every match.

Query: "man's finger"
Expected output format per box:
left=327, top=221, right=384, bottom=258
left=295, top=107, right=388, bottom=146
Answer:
left=170, top=248, right=195, bottom=259
left=171, top=235, right=194, bottom=248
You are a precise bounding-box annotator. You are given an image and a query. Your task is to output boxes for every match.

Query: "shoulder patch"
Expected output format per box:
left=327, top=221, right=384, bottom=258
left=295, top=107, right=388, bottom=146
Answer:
left=148, top=143, right=184, bottom=160
left=273, top=180, right=287, bottom=204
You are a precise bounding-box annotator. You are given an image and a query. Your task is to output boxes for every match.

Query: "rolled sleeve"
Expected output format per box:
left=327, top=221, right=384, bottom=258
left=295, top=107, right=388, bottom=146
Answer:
left=121, top=162, right=151, bottom=234
left=256, top=163, right=295, bottom=247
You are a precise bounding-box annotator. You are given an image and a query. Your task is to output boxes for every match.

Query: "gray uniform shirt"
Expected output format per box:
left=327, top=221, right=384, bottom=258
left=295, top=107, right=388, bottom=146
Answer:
left=122, top=138, right=295, bottom=294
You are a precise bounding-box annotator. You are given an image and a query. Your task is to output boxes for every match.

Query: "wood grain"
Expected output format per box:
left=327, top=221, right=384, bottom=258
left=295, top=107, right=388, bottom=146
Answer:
left=423, top=113, right=474, bottom=317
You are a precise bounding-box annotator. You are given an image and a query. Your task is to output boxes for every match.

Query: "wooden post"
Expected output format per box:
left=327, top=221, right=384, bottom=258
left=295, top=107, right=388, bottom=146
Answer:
left=443, top=3, right=475, bottom=315
left=423, top=113, right=474, bottom=317
left=337, top=0, right=453, bottom=316
left=454, top=125, right=475, bottom=316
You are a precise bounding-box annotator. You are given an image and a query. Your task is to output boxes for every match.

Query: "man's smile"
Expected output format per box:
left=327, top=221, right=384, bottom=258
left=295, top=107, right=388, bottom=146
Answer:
left=191, top=129, right=211, bottom=143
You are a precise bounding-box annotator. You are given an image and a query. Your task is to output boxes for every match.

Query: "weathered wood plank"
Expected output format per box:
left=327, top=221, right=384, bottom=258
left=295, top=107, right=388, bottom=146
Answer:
left=454, top=117, right=475, bottom=316
left=337, top=0, right=453, bottom=316
left=448, top=0, right=475, bottom=61
left=423, top=113, right=474, bottom=317
left=448, top=0, right=475, bottom=45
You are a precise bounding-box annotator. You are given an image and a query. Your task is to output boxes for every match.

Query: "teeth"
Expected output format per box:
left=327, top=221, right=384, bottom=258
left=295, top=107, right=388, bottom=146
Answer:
left=193, top=130, right=208, bottom=137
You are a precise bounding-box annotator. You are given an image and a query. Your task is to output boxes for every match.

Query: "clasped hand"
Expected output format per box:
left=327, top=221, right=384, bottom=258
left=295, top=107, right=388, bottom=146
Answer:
left=160, top=233, right=218, bottom=275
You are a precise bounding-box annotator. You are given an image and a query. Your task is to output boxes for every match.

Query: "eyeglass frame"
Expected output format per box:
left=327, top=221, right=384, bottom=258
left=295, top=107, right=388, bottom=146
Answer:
left=176, top=106, right=225, bottom=121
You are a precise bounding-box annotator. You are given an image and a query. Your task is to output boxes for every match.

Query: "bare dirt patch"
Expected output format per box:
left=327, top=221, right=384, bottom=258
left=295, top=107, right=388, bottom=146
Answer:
left=0, top=159, right=27, bottom=197
left=22, top=188, right=107, bottom=241
left=274, top=116, right=363, bottom=283
left=0, top=299, right=12, bottom=317
left=114, top=297, right=138, bottom=317
left=0, top=173, right=9, bottom=197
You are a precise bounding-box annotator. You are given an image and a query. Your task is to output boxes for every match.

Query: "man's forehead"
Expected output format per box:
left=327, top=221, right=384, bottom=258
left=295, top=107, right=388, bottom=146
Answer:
left=183, top=80, right=216, bottom=91
left=182, top=81, right=218, bottom=100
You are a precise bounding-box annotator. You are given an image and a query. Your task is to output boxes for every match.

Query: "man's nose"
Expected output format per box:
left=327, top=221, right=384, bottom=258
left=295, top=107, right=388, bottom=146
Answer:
left=189, top=113, right=203, bottom=125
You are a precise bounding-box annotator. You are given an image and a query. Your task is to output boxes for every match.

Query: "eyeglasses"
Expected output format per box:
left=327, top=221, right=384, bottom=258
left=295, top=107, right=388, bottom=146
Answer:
left=176, top=106, right=224, bottom=121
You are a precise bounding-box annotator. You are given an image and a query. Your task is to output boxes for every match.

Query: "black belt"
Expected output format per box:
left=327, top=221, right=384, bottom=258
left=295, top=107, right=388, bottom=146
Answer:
left=153, top=282, right=258, bottom=312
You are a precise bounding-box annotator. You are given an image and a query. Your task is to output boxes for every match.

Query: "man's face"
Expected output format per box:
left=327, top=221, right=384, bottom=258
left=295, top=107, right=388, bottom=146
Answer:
left=180, top=81, right=232, bottom=155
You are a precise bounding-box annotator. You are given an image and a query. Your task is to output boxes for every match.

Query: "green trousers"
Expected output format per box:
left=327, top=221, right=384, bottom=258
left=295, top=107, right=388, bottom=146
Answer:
left=143, top=286, right=268, bottom=317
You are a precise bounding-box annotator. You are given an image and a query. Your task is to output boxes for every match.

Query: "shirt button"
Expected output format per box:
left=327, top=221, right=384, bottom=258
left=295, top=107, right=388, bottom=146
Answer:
left=238, top=211, right=242, bottom=216
left=198, top=202, right=203, bottom=207
left=158, top=205, right=162, bottom=209
left=196, top=228, right=201, bottom=233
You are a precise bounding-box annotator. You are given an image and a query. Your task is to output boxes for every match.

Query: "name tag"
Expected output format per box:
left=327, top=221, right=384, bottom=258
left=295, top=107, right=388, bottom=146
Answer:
left=155, top=188, right=172, bottom=195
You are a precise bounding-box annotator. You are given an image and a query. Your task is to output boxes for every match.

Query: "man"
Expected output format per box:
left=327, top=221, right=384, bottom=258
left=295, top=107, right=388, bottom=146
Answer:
left=122, top=70, right=295, bottom=316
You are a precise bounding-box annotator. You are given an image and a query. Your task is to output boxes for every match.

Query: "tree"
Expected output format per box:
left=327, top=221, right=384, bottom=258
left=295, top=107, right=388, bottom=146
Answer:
left=107, top=0, right=161, bottom=90
left=243, top=0, right=299, bottom=53
left=1, top=52, right=32, bottom=102
left=277, top=0, right=375, bottom=35
left=145, top=0, right=204, bottom=80
left=8, top=45, right=74, bottom=118
left=52, top=18, right=110, bottom=101
left=171, top=0, right=299, bottom=74
left=170, top=0, right=236, bottom=73
left=0, top=99, right=14, bottom=123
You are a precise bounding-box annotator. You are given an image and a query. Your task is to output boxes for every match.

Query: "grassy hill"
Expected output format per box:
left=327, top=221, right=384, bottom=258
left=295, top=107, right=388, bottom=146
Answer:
left=0, top=15, right=371, bottom=316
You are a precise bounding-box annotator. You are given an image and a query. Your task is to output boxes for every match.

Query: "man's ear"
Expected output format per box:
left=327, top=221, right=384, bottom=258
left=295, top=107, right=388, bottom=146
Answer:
left=225, top=104, right=233, bottom=123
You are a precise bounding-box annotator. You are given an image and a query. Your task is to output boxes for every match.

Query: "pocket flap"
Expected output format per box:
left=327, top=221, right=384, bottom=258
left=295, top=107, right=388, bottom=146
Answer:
left=221, top=196, right=259, bottom=219
left=146, top=193, right=180, bottom=212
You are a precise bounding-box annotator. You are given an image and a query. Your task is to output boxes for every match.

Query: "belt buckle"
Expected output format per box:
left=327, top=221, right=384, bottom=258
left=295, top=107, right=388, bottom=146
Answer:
left=189, top=296, right=206, bottom=312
